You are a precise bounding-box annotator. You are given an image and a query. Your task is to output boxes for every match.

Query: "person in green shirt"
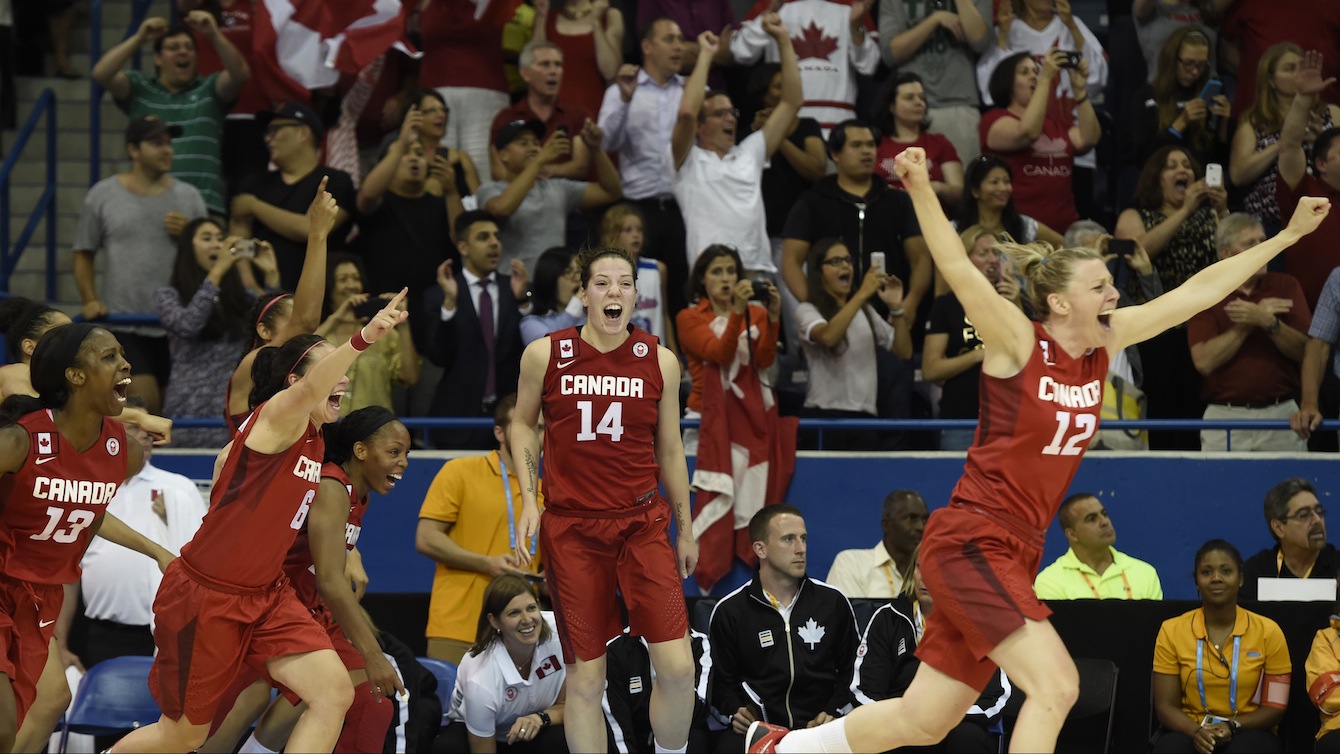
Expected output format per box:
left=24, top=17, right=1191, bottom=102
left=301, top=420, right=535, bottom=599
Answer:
left=1033, top=492, right=1164, bottom=600
left=92, top=12, right=249, bottom=217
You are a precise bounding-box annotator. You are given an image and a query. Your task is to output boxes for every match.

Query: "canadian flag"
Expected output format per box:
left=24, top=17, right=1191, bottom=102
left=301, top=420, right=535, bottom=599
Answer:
left=36, top=432, right=53, bottom=455
left=251, top=0, right=419, bottom=102
left=690, top=319, right=797, bottom=592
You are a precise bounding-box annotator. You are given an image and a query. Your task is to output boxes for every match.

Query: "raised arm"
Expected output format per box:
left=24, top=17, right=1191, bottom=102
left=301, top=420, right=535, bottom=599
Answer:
left=673, top=30, right=719, bottom=170
left=1112, top=198, right=1330, bottom=351
left=985, top=53, right=1061, bottom=152
left=591, top=2, right=625, bottom=82
left=92, top=16, right=168, bottom=101
left=893, top=148, right=1034, bottom=367
left=359, top=107, right=421, bottom=215
left=758, top=15, right=801, bottom=158
left=578, top=120, right=624, bottom=208
left=183, top=10, right=249, bottom=102
left=1279, top=50, right=1334, bottom=189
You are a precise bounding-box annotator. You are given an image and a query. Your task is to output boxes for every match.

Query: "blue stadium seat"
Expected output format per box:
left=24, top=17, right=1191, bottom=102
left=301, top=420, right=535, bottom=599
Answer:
left=417, top=657, right=458, bottom=726
left=58, top=656, right=161, bottom=753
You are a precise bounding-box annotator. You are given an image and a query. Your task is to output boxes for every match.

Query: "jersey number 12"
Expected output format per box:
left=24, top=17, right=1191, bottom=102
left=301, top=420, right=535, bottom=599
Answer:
left=1042, top=411, right=1097, bottom=456
left=576, top=400, right=625, bottom=442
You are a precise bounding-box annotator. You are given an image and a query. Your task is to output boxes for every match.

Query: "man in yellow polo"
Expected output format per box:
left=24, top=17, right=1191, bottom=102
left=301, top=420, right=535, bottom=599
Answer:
left=1033, top=492, right=1163, bottom=600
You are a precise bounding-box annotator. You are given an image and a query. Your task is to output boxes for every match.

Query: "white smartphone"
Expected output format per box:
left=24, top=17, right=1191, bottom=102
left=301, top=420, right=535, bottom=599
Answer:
left=869, top=251, right=886, bottom=272
left=1205, top=163, right=1223, bottom=188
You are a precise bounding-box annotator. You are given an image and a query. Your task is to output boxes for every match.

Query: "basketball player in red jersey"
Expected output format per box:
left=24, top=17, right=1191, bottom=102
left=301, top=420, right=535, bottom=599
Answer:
left=235, top=406, right=410, bottom=754
left=224, top=177, right=332, bottom=434
left=510, top=247, right=699, bottom=754
left=747, top=150, right=1330, bottom=754
left=0, top=323, right=178, bottom=752
left=109, top=281, right=410, bottom=754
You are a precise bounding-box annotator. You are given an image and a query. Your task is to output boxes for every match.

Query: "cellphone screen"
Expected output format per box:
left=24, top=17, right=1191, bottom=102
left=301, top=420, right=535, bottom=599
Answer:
left=1108, top=239, right=1135, bottom=257
left=1199, top=79, right=1222, bottom=101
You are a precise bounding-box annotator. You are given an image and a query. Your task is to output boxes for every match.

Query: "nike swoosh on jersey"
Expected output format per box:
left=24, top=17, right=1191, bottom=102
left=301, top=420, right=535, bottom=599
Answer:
left=556, top=360, right=576, bottom=369
left=34, top=456, right=56, bottom=465
left=38, top=619, right=55, bottom=628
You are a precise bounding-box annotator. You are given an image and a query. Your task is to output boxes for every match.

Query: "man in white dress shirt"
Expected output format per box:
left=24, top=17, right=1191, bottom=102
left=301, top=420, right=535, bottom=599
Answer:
left=825, top=489, right=927, bottom=599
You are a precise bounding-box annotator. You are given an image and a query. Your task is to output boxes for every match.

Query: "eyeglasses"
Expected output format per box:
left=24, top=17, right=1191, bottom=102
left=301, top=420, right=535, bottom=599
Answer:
left=708, top=107, right=740, bottom=119
left=1177, top=58, right=1210, bottom=71
left=1279, top=506, right=1327, bottom=524
left=821, top=255, right=855, bottom=267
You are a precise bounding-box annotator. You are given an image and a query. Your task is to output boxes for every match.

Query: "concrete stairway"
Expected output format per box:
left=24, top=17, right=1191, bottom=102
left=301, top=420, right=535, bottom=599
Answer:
left=3, top=0, right=171, bottom=308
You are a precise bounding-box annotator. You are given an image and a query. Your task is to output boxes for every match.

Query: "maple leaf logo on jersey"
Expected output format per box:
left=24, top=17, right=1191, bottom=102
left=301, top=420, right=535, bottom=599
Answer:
left=1032, top=134, right=1069, bottom=164
left=792, top=22, right=838, bottom=61
left=798, top=617, right=826, bottom=649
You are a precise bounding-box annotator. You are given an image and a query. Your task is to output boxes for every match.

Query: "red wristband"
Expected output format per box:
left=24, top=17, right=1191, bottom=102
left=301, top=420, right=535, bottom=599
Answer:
left=350, top=329, right=372, bottom=352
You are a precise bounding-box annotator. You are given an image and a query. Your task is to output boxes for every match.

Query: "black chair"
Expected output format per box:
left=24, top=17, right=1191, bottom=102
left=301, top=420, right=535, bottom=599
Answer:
left=1000, top=657, right=1119, bottom=753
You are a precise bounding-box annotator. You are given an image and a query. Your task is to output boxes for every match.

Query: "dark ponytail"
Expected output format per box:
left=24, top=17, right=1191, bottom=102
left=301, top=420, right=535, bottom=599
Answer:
left=248, top=333, right=327, bottom=410
left=324, top=406, right=401, bottom=465
left=0, top=298, right=66, bottom=363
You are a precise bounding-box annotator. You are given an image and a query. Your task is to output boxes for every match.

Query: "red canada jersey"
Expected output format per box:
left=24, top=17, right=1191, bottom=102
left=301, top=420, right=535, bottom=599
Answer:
left=952, top=322, right=1110, bottom=533
left=541, top=327, right=664, bottom=513
left=283, top=462, right=366, bottom=610
left=181, top=403, right=325, bottom=589
left=0, top=411, right=128, bottom=585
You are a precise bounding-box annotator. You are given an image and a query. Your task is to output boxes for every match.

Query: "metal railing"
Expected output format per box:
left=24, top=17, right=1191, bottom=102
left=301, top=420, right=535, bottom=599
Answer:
left=89, top=0, right=157, bottom=187
left=0, top=89, right=58, bottom=300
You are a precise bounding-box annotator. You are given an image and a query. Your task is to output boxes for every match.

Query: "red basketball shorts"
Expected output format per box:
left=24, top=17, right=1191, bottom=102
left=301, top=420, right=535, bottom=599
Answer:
left=0, top=576, right=61, bottom=725
left=541, top=496, right=689, bottom=663
left=149, top=559, right=333, bottom=725
left=916, top=504, right=1051, bottom=691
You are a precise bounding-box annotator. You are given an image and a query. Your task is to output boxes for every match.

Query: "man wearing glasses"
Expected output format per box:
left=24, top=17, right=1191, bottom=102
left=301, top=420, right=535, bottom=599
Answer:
left=230, top=101, right=356, bottom=289
left=671, top=14, right=800, bottom=280
left=1241, top=477, right=1337, bottom=601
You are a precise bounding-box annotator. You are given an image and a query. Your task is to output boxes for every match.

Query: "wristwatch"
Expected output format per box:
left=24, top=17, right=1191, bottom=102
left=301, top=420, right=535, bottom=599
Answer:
left=1267, top=317, right=1281, bottom=336
left=1227, top=718, right=1241, bottom=735
left=537, top=710, right=552, bottom=728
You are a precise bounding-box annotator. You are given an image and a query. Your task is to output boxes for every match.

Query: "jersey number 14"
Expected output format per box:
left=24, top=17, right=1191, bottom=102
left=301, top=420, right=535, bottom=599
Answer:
left=576, top=400, right=624, bottom=442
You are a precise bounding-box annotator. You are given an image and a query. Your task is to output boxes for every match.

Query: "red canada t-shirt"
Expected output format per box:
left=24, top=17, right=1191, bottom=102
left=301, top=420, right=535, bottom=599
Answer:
left=980, top=108, right=1078, bottom=232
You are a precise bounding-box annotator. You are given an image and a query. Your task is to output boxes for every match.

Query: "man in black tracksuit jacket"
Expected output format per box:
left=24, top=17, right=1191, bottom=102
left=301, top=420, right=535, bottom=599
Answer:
left=706, top=504, right=858, bottom=754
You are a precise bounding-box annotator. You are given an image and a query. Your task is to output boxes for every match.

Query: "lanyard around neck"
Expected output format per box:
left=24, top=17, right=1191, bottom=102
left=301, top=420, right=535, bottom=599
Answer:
left=1196, top=631, right=1240, bottom=717
left=1080, top=569, right=1133, bottom=600
left=1277, top=548, right=1317, bottom=578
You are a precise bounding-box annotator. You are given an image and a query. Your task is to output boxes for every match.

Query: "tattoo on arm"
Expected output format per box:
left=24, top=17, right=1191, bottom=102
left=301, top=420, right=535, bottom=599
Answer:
left=523, top=448, right=538, bottom=496
left=673, top=500, right=692, bottom=533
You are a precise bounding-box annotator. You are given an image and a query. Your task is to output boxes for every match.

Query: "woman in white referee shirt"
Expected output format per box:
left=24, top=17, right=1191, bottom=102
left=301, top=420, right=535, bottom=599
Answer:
left=439, top=575, right=568, bottom=753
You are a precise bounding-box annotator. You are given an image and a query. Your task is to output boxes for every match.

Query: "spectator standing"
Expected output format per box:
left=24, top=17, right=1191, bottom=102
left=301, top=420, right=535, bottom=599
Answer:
left=532, top=0, right=624, bottom=118
left=1241, top=478, right=1338, bottom=601
left=953, top=155, right=1063, bottom=247
left=980, top=50, right=1100, bottom=235
left=672, top=18, right=799, bottom=276
left=417, top=0, right=511, bottom=178
left=423, top=211, right=528, bottom=450
left=871, top=72, right=963, bottom=208
left=1115, top=145, right=1225, bottom=449
left=781, top=121, right=931, bottom=322
left=636, top=0, right=736, bottom=82
left=1151, top=540, right=1289, bottom=753
left=401, top=88, right=482, bottom=200
left=520, top=247, right=585, bottom=344
left=315, top=254, right=420, bottom=416
left=1295, top=268, right=1340, bottom=443
left=155, top=217, right=271, bottom=448
left=491, top=42, right=594, bottom=180
left=415, top=397, right=544, bottom=664
left=825, top=490, right=927, bottom=599
left=1219, top=0, right=1340, bottom=119
left=1133, top=0, right=1218, bottom=82
left=707, top=505, right=858, bottom=753
left=1231, top=43, right=1339, bottom=236
left=356, top=106, right=455, bottom=349
left=1128, top=26, right=1231, bottom=171
left=878, top=0, right=991, bottom=163
left=231, top=101, right=357, bottom=290
left=76, top=403, right=206, bottom=668
left=92, top=13, right=248, bottom=218
left=477, top=118, right=622, bottom=272
left=1032, top=493, right=1164, bottom=600
left=794, top=238, right=911, bottom=449
left=922, top=225, right=1022, bottom=450
left=598, top=18, right=690, bottom=313
left=1275, top=50, right=1340, bottom=310
left=730, top=0, right=878, bottom=136
left=176, top=0, right=270, bottom=190
left=73, top=115, right=209, bottom=415
left=1188, top=213, right=1309, bottom=452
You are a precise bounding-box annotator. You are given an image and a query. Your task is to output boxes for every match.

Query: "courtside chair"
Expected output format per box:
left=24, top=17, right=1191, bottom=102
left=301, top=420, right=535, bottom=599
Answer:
left=58, top=656, right=161, bottom=753
left=417, top=657, right=458, bottom=727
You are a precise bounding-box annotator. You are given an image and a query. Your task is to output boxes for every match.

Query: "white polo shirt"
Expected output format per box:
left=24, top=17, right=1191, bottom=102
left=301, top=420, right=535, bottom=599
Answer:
left=674, top=131, right=773, bottom=273
left=448, top=612, right=565, bottom=740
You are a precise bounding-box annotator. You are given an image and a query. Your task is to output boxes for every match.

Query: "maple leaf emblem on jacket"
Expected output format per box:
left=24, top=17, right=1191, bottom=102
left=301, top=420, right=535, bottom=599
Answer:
left=792, top=22, right=839, bottom=61
left=798, top=617, right=826, bottom=649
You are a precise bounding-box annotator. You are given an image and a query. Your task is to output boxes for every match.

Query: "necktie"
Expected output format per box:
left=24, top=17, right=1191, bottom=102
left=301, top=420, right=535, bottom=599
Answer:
left=479, top=278, right=496, bottom=398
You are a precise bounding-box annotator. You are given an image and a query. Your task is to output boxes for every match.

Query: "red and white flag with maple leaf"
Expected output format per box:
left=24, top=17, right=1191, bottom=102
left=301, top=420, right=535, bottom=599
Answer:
left=251, top=0, right=418, bottom=102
